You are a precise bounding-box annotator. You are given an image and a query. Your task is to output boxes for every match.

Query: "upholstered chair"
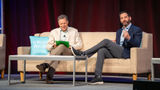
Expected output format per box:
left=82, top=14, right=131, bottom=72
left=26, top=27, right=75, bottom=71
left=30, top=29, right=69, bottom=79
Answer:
left=0, top=34, right=6, bottom=79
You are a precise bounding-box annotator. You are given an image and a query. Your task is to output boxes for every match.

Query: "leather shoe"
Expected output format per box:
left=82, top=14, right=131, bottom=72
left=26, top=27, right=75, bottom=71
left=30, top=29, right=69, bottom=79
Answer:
left=36, top=65, right=45, bottom=73
left=71, top=47, right=85, bottom=56
left=88, top=75, right=104, bottom=85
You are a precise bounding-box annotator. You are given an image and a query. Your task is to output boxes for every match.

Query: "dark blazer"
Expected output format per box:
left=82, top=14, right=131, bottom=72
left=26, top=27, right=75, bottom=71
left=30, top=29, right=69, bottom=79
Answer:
left=116, top=24, right=142, bottom=58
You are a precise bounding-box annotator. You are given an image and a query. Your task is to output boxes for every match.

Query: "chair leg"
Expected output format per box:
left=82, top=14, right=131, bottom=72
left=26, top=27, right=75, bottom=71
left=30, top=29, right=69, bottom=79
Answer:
left=39, top=72, right=43, bottom=80
left=133, top=74, right=137, bottom=80
left=1, top=69, right=5, bottom=79
left=20, top=72, right=24, bottom=82
left=147, top=73, right=151, bottom=80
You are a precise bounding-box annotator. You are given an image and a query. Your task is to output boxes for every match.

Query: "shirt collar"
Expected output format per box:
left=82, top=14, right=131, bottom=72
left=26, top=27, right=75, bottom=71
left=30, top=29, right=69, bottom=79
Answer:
left=122, top=23, right=132, bottom=31
left=60, top=27, right=68, bottom=33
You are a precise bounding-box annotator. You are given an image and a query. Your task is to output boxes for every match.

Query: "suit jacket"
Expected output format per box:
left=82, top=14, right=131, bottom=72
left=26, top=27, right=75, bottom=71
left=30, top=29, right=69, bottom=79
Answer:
left=116, top=24, right=142, bottom=58
left=46, top=27, right=82, bottom=51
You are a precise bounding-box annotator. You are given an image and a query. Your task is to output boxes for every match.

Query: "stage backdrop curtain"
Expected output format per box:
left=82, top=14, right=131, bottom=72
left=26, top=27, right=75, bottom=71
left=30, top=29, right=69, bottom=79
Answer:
left=4, top=0, right=160, bottom=76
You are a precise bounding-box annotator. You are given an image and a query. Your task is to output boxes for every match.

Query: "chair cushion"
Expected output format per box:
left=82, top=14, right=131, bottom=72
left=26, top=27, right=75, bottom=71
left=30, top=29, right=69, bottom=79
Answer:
left=29, top=36, right=49, bottom=55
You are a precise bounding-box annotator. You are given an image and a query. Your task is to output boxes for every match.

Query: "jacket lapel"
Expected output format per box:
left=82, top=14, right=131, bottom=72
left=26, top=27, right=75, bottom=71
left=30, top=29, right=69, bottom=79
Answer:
left=127, top=24, right=133, bottom=35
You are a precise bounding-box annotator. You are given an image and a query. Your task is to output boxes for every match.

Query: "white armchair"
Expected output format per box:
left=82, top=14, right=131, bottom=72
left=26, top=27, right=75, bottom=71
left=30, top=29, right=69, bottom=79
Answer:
left=0, top=34, right=6, bottom=79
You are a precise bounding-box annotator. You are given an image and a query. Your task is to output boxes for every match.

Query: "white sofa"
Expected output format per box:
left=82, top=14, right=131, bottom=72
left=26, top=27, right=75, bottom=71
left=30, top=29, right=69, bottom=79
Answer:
left=17, top=32, right=153, bottom=81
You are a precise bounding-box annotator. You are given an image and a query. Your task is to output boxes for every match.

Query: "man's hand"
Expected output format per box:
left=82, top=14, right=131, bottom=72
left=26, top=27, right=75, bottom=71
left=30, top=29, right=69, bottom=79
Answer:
left=53, top=44, right=57, bottom=48
left=112, top=40, right=116, bottom=43
left=123, top=30, right=130, bottom=40
left=48, top=40, right=57, bottom=48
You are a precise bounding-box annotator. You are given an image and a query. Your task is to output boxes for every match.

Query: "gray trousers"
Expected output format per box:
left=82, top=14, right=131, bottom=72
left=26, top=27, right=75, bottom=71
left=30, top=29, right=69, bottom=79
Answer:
left=84, top=39, right=124, bottom=76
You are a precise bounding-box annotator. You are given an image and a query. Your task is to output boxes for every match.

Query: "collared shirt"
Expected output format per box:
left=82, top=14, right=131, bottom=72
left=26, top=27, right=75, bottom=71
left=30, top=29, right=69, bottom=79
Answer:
left=120, top=23, right=132, bottom=46
left=46, top=27, right=82, bottom=51
left=60, top=29, right=68, bottom=41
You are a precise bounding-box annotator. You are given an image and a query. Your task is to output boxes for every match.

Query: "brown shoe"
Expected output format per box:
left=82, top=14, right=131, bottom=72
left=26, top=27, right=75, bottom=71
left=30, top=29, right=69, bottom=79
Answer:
left=36, top=65, right=45, bottom=73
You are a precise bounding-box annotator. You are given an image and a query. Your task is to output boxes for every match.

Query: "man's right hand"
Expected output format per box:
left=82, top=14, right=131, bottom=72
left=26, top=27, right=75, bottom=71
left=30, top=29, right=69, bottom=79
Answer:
left=53, top=44, right=57, bottom=48
left=112, top=40, right=116, bottom=42
left=123, top=30, right=131, bottom=40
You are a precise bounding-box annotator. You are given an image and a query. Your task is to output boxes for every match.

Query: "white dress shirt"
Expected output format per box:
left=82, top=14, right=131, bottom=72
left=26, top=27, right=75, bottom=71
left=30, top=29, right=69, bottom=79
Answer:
left=46, top=27, right=82, bottom=51
left=120, top=23, right=132, bottom=46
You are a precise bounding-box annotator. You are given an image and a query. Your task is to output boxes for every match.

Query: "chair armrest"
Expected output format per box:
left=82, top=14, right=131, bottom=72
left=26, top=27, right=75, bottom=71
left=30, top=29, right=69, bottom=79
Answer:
left=17, top=46, right=31, bottom=55
left=0, top=34, right=6, bottom=47
left=0, top=47, right=5, bottom=69
left=130, top=47, right=152, bottom=73
left=131, top=47, right=148, bottom=59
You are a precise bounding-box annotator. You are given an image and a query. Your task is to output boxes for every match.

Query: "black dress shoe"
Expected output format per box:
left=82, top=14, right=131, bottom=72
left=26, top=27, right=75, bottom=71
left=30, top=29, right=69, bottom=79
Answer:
left=36, top=65, right=45, bottom=73
left=88, top=75, right=104, bottom=85
left=46, top=67, right=55, bottom=83
left=71, top=47, right=85, bottom=56
left=46, top=67, right=55, bottom=84
left=36, top=63, right=50, bottom=73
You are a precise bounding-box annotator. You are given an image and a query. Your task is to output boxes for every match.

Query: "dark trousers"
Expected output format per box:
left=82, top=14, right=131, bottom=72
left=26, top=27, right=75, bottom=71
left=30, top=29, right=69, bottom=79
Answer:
left=84, top=39, right=124, bottom=76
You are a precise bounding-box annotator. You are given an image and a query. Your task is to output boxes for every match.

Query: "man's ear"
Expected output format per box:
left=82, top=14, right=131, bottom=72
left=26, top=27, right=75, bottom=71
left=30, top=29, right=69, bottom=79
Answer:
left=129, top=16, right=132, bottom=21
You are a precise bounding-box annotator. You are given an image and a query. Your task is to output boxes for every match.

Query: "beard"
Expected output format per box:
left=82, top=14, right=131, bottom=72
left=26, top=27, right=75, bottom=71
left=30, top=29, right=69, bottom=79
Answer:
left=122, top=20, right=131, bottom=27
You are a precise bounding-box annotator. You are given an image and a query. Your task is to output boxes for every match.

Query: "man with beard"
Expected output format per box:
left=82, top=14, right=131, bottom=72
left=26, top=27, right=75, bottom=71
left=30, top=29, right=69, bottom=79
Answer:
left=71, top=11, right=142, bottom=84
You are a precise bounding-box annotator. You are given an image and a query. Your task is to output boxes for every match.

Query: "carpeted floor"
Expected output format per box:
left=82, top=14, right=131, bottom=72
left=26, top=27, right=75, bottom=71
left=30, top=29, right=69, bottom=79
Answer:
left=0, top=74, right=151, bottom=90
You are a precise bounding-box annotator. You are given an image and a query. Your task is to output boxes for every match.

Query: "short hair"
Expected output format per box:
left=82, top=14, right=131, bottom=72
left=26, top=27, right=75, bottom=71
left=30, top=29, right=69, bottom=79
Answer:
left=119, top=11, right=131, bottom=17
left=57, top=14, right=69, bottom=21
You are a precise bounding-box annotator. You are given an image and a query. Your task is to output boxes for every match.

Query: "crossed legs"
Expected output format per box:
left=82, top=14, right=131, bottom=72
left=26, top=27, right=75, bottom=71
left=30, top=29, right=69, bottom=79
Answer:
left=36, top=44, right=72, bottom=83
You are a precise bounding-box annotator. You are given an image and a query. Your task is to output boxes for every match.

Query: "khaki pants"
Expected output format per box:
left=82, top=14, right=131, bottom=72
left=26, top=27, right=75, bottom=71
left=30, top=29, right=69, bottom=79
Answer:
left=44, top=44, right=73, bottom=69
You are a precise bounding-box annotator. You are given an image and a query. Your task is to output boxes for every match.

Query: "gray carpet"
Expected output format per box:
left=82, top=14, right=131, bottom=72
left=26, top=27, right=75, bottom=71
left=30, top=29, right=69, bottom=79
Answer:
left=0, top=74, right=133, bottom=90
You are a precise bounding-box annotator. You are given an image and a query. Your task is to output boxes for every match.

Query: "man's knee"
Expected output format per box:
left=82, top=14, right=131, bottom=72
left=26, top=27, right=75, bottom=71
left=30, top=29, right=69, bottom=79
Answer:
left=102, top=39, right=111, bottom=43
left=101, top=39, right=111, bottom=45
left=50, top=44, right=66, bottom=55
left=57, top=44, right=66, bottom=48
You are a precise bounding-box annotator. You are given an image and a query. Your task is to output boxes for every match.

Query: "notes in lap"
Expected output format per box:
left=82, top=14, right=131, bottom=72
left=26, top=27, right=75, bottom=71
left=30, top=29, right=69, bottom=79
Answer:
left=56, top=41, right=69, bottom=48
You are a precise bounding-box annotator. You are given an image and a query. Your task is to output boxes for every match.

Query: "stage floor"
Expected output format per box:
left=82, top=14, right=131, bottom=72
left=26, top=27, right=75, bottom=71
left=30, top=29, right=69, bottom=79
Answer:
left=0, top=74, right=155, bottom=90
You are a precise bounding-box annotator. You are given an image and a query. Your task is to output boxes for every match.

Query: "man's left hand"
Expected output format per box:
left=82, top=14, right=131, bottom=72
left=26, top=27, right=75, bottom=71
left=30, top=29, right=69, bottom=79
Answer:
left=123, top=30, right=131, bottom=40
